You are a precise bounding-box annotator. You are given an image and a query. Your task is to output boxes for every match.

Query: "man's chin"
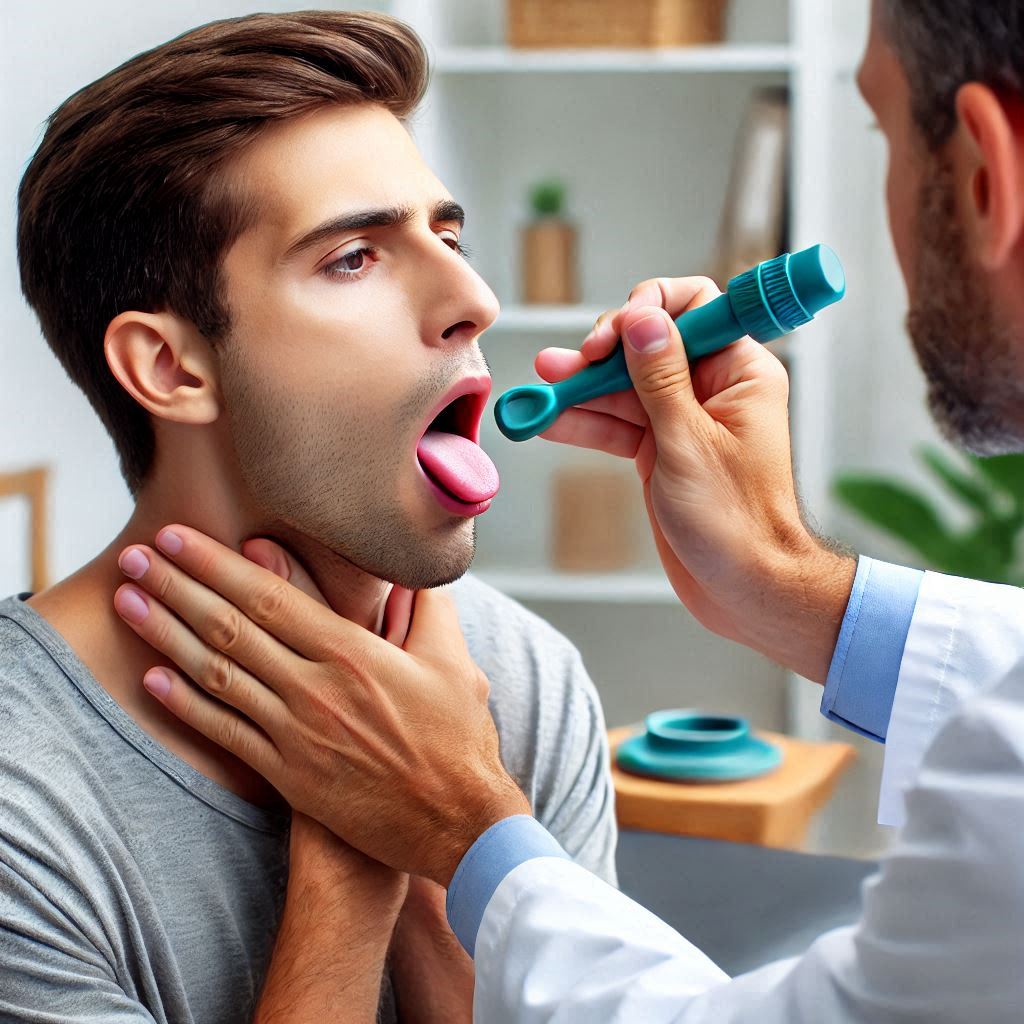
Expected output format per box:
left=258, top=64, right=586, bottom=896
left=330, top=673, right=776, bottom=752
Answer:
left=383, top=521, right=477, bottom=591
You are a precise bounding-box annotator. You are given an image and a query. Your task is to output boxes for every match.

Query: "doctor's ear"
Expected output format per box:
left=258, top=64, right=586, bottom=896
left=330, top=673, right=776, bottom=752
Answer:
left=104, top=310, right=221, bottom=425
left=954, top=82, right=1024, bottom=271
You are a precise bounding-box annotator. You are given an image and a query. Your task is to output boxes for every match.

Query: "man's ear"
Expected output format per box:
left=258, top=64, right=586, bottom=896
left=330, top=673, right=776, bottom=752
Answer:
left=954, top=82, right=1024, bottom=270
left=104, top=311, right=221, bottom=425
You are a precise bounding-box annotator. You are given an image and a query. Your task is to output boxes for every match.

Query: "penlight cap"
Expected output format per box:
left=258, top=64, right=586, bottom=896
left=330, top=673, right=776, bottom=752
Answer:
left=726, top=243, right=846, bottom=343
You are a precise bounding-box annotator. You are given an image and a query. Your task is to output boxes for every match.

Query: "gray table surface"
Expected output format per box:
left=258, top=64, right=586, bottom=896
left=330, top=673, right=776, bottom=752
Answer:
left=616, top=830, right=878, bottom=976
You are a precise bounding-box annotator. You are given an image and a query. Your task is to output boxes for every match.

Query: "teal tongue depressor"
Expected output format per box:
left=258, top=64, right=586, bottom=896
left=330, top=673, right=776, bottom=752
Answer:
left=494, top=243, right=846, bottom=442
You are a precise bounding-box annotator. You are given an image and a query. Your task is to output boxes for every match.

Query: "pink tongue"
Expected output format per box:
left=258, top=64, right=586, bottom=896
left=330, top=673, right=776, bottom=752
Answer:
left=417, top=430, right=500, bottom=504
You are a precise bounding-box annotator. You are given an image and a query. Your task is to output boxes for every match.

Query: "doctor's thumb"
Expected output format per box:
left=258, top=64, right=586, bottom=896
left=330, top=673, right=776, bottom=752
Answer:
left=621, top=306, right=699, bottom=436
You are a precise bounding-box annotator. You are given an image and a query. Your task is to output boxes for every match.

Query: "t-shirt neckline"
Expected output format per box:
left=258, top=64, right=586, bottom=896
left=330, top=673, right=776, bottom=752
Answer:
left=0, top=592, right=289, bottom=835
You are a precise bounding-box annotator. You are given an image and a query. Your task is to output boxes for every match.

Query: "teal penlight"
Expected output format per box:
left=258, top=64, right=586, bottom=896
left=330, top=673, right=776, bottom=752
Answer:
left=494, top=243, right=846, bottom=442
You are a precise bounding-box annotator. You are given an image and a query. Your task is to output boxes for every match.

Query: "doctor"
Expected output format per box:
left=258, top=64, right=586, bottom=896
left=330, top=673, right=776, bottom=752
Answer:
left=112, top=0, right=1024, bottom=1020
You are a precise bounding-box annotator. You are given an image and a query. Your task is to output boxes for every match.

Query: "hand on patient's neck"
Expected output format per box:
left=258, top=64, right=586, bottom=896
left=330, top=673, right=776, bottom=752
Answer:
left=130, top=462, right=395, bottom=633
left=29, top=446, right=411, bottom=809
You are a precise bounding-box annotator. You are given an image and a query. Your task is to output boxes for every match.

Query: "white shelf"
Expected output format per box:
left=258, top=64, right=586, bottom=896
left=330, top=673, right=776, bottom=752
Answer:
left=493, top=305, right=607, bottom=332
left=434, top=45, right=798, bottom=75
left=474, top=569, right=677, bottom=603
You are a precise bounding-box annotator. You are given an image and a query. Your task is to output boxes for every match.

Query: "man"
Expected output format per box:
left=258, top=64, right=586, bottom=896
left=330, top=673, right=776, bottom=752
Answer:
left=0, top=12, right=616, bottom=1022
left=114, top=1, right=1024, bottom=1020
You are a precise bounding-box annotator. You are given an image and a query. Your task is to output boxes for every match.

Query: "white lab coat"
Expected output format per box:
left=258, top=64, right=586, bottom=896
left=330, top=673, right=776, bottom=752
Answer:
left=472, top=570, right=1024, bottom=1022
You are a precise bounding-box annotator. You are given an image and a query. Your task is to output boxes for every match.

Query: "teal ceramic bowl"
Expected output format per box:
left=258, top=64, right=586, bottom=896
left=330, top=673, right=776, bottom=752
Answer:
left=616, top=709, right=782, bottom=783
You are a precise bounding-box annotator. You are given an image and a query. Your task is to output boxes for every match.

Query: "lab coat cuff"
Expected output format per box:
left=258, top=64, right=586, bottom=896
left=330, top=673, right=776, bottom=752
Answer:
left=446, top=814, right=569, bottom=958
left=820, top=556, right=923, bottom=742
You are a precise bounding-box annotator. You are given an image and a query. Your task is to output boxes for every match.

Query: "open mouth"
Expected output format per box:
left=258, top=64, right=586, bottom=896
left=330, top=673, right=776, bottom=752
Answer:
left=416, top=377, right=500, bottom=517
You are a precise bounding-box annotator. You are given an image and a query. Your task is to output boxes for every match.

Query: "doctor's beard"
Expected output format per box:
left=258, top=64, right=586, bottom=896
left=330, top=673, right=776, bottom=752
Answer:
left=907, top=156, right=1024, bottom=456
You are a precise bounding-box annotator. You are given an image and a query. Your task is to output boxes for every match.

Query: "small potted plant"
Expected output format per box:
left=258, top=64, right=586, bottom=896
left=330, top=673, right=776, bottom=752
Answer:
left=522, top=177, right=579, bottom=305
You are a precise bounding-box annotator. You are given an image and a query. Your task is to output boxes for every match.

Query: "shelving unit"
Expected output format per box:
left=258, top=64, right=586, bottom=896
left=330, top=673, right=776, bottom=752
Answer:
left=475, top=568, right=676, bottom=604
left=388, top=0, right=871, bottom=750
left=494, top=304, right=606, bottom=332
left=433, top=44, right=797, bottom=74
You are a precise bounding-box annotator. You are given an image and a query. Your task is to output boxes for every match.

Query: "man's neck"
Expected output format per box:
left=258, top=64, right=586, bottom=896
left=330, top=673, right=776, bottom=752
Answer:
left=27, top=463, right=400, bottom=809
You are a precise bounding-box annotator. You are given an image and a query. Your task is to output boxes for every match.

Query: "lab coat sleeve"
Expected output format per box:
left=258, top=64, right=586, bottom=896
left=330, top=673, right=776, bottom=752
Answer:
left=467, top=669, right=1024, bottom=1021
left=817, top=559, right=1024, bottom=828
left=878, top=567, right=1024, bottom=826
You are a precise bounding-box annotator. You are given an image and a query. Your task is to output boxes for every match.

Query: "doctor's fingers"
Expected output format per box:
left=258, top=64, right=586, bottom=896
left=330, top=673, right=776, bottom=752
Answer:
left=147, top=523, right=375, bottom=664
left=113, top=578, right=289, bottom=735
left=581, top=276, right=722, bottom=362
left=534, top=347, right=648, bottom=425
left=139, top=661, right=284, bottom=781
left=114, top=543, right=306, bottom=700
left=541, top=406, right=645, bottom=459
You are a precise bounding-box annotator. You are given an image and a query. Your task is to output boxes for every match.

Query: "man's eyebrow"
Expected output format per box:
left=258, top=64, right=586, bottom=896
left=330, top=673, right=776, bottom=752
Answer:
left=282, top=199, right=466, bottom=262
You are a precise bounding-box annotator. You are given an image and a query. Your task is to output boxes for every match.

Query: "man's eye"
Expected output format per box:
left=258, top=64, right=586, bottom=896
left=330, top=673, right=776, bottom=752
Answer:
left=323, top=246, right=378, bottom=280
left=446, top=236, right=472, bottom=259
left=340, top=250, right=367, bottom=271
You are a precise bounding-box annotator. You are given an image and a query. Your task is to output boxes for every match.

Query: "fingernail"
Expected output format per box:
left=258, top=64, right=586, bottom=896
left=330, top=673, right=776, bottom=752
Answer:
left=156, top=529, right=183, bottom=556
left=625, top=312, right=669, bottom=353
left=143, top=669, right=171, bottom=699
left=115, top=586, right=149, bottom=624
left=118, top=548, right=150, bottom=580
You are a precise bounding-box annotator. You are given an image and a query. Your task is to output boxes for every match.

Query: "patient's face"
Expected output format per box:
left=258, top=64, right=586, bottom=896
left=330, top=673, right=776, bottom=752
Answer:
left=861, top=2, right=1024, bottom=454
left=216, top=104, right=500, bottom=588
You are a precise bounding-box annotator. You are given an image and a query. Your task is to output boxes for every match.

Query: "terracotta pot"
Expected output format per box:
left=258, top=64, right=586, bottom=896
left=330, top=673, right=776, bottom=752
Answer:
left=522, top=219, right=578, bottom=305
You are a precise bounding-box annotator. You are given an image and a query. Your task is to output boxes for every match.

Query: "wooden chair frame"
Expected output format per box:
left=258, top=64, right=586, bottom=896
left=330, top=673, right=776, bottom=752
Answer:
left=0, top=466, right=50, bottom=593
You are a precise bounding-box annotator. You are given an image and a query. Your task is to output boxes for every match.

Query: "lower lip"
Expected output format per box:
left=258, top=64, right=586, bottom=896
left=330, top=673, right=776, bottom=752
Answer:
left=417, top=463, right=493, bottom=518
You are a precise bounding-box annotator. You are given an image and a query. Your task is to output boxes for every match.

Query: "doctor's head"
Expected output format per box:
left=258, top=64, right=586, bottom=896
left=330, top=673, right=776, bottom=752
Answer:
left=17, top=12, right=500, bottom=590
left=862, top=0, right=1024, bottom=454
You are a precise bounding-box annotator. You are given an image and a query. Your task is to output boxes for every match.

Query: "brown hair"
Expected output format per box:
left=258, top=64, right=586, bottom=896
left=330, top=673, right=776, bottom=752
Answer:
left=17, top=11, right=429, bottom=495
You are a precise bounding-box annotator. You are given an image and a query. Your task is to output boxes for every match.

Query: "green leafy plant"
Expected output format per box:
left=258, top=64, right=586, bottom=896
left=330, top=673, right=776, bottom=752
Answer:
left=833, top=446, right=1024, bottom=584
left=528, top=178, right=566, bottom=219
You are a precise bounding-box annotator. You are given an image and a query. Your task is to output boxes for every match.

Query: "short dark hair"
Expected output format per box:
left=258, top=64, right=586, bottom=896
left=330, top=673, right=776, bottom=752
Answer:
left=884, top=1, right=1024, bottom=150
left=18, top=11, right=428, bottom=496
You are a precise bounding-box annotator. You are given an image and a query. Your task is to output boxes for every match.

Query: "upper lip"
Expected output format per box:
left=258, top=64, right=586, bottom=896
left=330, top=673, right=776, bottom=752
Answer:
left=417, top=374, right=492, bottom=445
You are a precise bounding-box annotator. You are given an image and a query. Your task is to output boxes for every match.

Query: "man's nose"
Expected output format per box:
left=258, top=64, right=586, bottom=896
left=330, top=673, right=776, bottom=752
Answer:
left=425, top=245, right=500, bottom=349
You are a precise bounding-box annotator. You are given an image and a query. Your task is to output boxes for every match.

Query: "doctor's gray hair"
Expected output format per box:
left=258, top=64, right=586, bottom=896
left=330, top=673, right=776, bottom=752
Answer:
left=883, top=1, right=1024, bottom=150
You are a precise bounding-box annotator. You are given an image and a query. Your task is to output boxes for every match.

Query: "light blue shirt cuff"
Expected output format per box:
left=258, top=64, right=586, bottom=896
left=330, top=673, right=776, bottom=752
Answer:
left=821, top=556, right=924, bottom=742
left=446, top=814, right=569, bottom=958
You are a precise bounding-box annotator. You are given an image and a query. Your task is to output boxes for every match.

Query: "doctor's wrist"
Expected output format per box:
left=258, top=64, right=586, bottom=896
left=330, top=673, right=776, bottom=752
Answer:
left=736, top=533, right=857, bottom=684
left=430, top=779, right=532, bottom=891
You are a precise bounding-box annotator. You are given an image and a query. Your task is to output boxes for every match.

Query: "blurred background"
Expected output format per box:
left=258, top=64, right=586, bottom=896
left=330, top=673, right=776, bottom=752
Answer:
left=1, top=0, right=992, bottom=859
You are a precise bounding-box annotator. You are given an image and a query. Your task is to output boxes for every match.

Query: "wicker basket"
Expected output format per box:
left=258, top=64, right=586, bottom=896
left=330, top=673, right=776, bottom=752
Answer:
left=508, top=0, right=728, bottom=49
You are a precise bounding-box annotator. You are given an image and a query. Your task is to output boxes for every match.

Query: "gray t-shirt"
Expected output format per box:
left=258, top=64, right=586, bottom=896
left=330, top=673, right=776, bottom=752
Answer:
left=0, top=574, right=616, bottom=1023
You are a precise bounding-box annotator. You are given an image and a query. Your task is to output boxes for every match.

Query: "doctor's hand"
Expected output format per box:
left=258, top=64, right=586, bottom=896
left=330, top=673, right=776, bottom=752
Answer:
left=535, top=277, right=855, bottom=682
left=113, top=525, right=530, bottom=888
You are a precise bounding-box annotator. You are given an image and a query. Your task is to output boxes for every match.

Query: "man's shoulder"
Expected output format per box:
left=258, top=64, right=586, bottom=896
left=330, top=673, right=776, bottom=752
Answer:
left=0, top=601, right=94, bottom=783
left=448, top=573, right=585, bottom=684
left=0, top=602, right=71, bottom=733
left=446, top=573, right=602, bottom=770
left=448, top=577, right=617, bottom=881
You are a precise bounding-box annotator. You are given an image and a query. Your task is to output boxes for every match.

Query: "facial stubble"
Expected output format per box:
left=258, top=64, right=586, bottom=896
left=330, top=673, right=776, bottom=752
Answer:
left=217, top=343, right=479, bottom=590
left=907, top=156, right=1024, bottom=455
